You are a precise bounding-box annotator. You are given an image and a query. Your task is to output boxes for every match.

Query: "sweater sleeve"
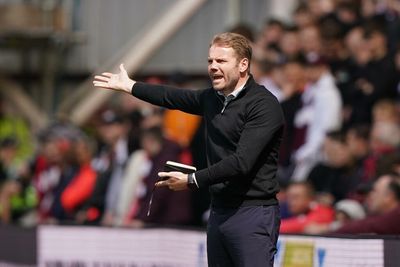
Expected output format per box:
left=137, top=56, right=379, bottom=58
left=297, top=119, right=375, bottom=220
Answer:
left=195, top=96, right=284, bottom=187
left=132, top=82, right=205, bottom=115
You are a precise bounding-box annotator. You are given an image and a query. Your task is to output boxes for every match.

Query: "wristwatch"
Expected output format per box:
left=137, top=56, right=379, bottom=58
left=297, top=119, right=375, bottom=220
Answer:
left=187, top=173, right=198, bottom=190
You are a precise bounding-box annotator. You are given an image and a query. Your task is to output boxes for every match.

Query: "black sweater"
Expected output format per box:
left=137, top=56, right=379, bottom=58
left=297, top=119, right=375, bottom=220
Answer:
left=132, top=76, right=284, bottom=208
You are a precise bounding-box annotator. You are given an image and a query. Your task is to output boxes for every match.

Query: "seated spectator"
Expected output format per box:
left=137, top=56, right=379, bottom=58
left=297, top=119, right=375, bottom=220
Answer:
left=332, top=174, right=400, bottom=234
left=280, top=181, right=335, bottom=234
left=363, top=121, right=400, bottom=179
left=307, top=131, right=362, bottom=202
left=332, top=199, right=366, bottom=228
left=304, top=199, right=366, bottom=234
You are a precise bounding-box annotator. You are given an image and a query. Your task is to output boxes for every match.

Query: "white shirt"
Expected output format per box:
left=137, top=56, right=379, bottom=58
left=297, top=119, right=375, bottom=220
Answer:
left=292, top=71, right=342, bottom=180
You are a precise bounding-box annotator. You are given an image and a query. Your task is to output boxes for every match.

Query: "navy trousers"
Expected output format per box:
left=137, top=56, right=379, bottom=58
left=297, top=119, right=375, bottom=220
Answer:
left=207, top=205, right=280, bottom=267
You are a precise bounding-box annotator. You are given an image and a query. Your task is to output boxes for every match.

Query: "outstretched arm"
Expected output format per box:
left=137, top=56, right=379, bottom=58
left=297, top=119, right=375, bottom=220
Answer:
left=93, top=63, right=204, bottom=115
left=93, top=64, right=135, bottom=94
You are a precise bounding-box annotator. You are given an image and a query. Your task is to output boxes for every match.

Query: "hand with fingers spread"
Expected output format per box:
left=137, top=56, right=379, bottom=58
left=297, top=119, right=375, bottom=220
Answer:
left=93, top=64, right=136, bottom=94
left=156, top=171, right=189, bottom=191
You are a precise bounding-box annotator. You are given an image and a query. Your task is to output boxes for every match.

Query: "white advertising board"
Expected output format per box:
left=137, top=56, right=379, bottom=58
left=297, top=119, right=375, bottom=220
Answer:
left=38, top=226, right=384, bottom=267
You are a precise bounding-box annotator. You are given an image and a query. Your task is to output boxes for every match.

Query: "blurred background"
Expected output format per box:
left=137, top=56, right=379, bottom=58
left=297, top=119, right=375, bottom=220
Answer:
left=1, top=0, right=400, bottom=265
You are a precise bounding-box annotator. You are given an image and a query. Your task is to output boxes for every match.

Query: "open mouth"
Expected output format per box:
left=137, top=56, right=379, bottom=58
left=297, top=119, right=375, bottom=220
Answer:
left=213, top=75, right=224, bottom=81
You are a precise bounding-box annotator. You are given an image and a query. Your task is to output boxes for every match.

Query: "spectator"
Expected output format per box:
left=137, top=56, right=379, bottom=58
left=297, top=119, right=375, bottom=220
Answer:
left=33, top=126, right=74, bottom=222
left=370, top=121, right=400, bottom=155
left=278, top=60, right=305, bottom=178
left=333, top=174, right=400, bottom=234
left=350, top=121, right=400, bottom=189
left=304, top=198, right=366, bottom=234
left=0, top=138, right=24, bottom=223
left=333, top=199, right=366, bottom=226
left=293, top=3, right=316, bottom=30
left=279, top=26, right=304, bottom=63
left=253, top=18, right=285, bottom=62
left=371, top=98, right=399, bottom=124
left=345, top=124, right=374, bottom=188
left=253, top=59, right=285, bottom=102
left=50, top=135, right=97, bottom=222
left=334, top=1, right=361, bottom=33
left=82, top=108, right=130, bottom=225
left=280, top=181, right=335, bottom=234
left=0, top=137, right=18, bottom=183
left=307, top=131, right=361, bottom=202
left=306, top=0, right=335, bottom=19
left=292, top=55, right=342, bottom=180
left=123, top=126, right=192, bottom=227
left=346, top=124, right=371, bottom=162
left=344, top=26, right=370, bottom=66
left=299, top=25, right=323, bottom=63
left=228, top=23, right=255, bottom=43
left=346, top=23, right=399, bottom=124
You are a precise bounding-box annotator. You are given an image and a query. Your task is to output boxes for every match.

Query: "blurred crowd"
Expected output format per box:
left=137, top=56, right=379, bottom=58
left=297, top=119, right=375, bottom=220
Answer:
left=1, top=0, right=400, bottom=234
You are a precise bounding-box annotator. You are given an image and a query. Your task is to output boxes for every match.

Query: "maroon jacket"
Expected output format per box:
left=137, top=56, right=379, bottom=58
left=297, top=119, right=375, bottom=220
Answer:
left=333, top=206, right=400, bottom=235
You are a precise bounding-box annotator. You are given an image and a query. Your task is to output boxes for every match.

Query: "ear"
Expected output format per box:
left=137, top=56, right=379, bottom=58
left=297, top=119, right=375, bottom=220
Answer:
left=239, top=58, right=249, bottom=73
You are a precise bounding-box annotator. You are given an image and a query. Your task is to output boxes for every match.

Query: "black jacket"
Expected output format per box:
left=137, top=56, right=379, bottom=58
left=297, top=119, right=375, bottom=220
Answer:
left=132, top=76, right=284, bottom=208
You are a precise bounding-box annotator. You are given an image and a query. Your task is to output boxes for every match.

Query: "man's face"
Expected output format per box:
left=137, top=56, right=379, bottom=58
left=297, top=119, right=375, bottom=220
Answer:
left=323, top=137, right=352, bottom=168
left=346, top=130, right=369, bottom=159
left=208, top=45, right=245, bottom=95
left=98, top=123, right=126, bottom=145
left=287, top=184, right=312, bottom=215
left=305, top=65, right=324, bottom=83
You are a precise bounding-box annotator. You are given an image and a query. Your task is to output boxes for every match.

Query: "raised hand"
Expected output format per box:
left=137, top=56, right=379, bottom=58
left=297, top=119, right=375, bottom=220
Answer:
left=93, top=64, right=135, bottom=94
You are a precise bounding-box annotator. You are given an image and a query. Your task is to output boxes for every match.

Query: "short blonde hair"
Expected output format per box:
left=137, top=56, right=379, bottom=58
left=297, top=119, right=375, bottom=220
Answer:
left=210, top=32, right=252, bottom=73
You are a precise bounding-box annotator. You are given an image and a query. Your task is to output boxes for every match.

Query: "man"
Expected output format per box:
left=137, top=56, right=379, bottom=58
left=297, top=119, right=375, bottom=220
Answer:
left=94, top=32, right=284, bottom=266
left=280, top=181, right=334, bottom=234
left=332, top=174, right=400, bottom=234
left=292, top=55, right=342, bottom=181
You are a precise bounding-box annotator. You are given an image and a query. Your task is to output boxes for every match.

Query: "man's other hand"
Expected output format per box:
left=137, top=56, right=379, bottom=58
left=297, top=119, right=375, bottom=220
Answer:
left=156, top=171, right=189, bottom=191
